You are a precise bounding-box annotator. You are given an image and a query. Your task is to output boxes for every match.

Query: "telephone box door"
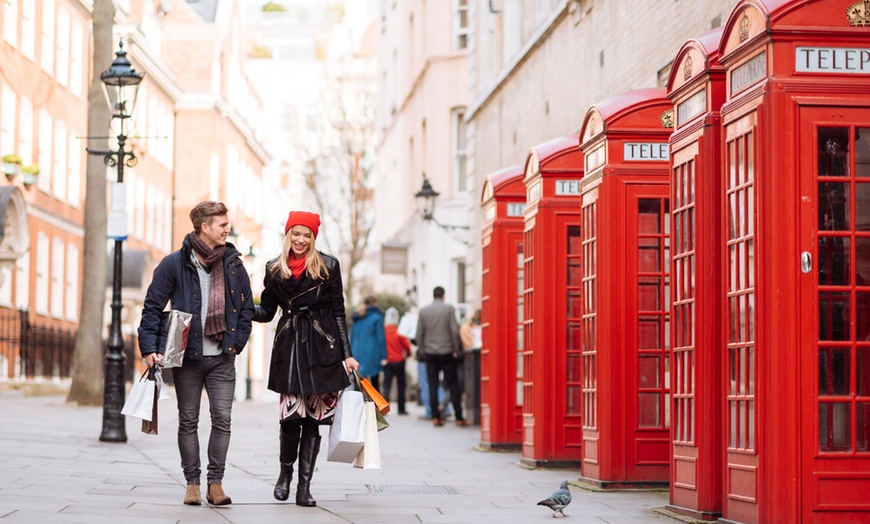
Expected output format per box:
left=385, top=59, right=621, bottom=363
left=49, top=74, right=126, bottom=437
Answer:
left=800, top=106, right=870, bottom=523
left=625, top=183, right=672, bottom=480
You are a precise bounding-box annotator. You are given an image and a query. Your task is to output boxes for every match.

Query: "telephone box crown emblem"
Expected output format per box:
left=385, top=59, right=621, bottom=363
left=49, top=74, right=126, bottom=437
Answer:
left=738, top=13, right=751, bottom=42
left=660, top=110, right=675, bottom=129
left=683, top=56, right=694, bottom=80
left=846, top=0, right=870, bottom=26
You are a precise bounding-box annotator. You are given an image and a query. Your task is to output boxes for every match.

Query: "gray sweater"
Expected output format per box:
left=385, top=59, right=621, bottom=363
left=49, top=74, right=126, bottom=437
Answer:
left=415, top=300, right=460, bottom=356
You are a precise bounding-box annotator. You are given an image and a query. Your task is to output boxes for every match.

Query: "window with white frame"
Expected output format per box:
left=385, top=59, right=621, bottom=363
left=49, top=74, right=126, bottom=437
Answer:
left=1, top=86, right=16, bottom=159
left=35, top=233, right=49, bottom=314
left=70, top=22, right=83, bottom=97
left=452, top=108, right=467, bottom=192
left=455, top=0, right=469, bottom=50
left=55, top=7, right=69, bottom=87
left=37, top=110, right=52, bottom=193
left=0, top=265, right=11, bottom=306
left=15, top=251, right=29, bottom=308
left=4, top=0, right=18, bottom=47
left=51, top=238, right=63, bottom=318
left=18, top=96, right=32, bottom=164
left=65, top=242, right=78, bottom=320
left=52, top=120, right=66, bottom=201
left=40, top=0, right=55, bottom=74
left=67, top=132, right=80, bottom=207
left=20, top=0, right=34, bottom=60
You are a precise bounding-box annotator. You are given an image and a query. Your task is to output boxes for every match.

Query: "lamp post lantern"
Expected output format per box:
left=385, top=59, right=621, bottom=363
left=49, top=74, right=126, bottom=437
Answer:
left=94, top=40, right=144, bottom=443
left=413, top=177, right=469, bottom=235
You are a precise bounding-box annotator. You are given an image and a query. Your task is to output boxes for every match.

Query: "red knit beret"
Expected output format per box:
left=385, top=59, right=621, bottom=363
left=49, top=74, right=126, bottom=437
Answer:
left=285, top=211, right=321, bottom=237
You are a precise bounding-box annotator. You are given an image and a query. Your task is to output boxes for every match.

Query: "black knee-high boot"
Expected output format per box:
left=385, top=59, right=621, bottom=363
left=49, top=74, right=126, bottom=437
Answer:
left=274, top=420, right=301, bottom=501
left=295, top=423, right=321, bottom=507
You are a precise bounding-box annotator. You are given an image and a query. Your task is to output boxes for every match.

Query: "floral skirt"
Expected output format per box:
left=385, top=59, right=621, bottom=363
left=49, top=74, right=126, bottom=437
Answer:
left=279, top=392, right=340, bottom=424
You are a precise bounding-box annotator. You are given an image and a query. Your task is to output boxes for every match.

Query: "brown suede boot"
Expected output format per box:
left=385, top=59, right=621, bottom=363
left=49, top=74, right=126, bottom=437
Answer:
left=206, top=483, right=232, bottom=506
left=183, top=484, right=201, bottom=506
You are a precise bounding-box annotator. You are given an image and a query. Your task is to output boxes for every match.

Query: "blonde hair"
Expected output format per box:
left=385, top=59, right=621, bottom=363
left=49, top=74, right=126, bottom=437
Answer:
left=278, top=225, right=330, bottom=280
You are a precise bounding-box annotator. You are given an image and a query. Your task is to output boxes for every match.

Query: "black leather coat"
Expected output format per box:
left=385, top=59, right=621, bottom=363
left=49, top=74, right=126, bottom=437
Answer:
left=254, top=252, right=353, bottom=395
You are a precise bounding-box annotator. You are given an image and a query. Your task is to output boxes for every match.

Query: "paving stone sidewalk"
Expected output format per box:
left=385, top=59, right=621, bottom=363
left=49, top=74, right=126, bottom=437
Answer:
left=0, top=389, right=673, bottom=523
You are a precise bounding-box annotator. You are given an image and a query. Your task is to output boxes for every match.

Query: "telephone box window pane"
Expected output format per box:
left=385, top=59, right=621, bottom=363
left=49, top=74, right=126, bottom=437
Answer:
left=729, top=296, right=739, bottom=343
left=818, top=238, right=850, bottom=286
left=819, top=348, right=851, bottom=396
left=818, top=127, right=850, bottom=177
left=748, top=400, right=755, bottom=449
left=747, top=293, right=756, bottom=341
left=857, top=291, right=870, bottom=341
left=638, top=199, right=661, bottom=233
left=819, top=182, right=850, bottom=231
left=567, top=354, right=582, bottom=383
left=567, top=290, right=582, bottom=318
left=857, top=183, right=870, bottom=231
left=729, top=140, right=737, bottom=188
left=638, top=277, right=661, bottom=311
left=568, top=322, right=581, bottom=351
left=819, top=292, right=851, bottom=341
left=568, top=258, right=582, bottom=287
left=567, top=385, right=582, bottom=415
left=857, top=403, right=870, bottom=451
left=568, top=226, right=582, bottom=253
left=858, top=349, right=870, bottom=396
left=858, top=129, right=870, bottom=178
left=638, top=393, right=661, bottom=427
left=737, top=137, right=745, bottom=186
left=730, top=401, right=738, bottom=447
left=819, top=402, right=852, bottom=452
left=639, top=237, right=661, bottom=272
left=747, top=346, right=755, bottom=394
left=639, top=356, right=660, bottom=388
left=638, top=317, right=660, bottom=349
left=747, top=185, right=755, bottom=235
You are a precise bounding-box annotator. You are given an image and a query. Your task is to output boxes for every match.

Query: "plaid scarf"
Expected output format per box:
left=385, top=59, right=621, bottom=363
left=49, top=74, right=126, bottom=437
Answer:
left=187, top=232, right=227, bottom=343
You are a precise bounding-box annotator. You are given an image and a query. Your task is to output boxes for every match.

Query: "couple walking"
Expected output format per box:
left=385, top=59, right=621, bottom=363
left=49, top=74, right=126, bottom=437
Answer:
left=138, top=202, right=359, bottom=507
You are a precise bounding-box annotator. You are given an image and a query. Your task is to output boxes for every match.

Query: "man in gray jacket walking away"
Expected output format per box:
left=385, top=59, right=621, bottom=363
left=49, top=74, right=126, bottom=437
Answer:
left=415, top=286, right=470, bottom=427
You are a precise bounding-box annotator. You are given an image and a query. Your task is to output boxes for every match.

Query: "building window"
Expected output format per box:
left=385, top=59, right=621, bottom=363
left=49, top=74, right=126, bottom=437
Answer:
left=15, top=251, right=29, bottom=309
left=0, top=265, right=11, bottom=306
left=65, top=243, right=78, bottom=321
left=455, top=259, right=466, bottom=304
left=52, top=120, right=66, bottom=201
left=37, top=110, right=52, bottom=193
left=18, top=96, right=32, bottom=165
left=55, top=7, right=69, bottom=87
left=455, top=0, right=469, bottom=50
left=20, top=0, right=34, bottom=60
left=51, top=238, right=63, bottom=318
left=67, top=132, right=80, bottom=208
left=453, top=108, right=467, bottom=192
left=40, top=0, right=55, bottom=74
left=35, top=233, right=49, bottom=315
left=70, top=22, right=83, bottom=97
left=1, top=86, right=16, bottom=159
left=4, top=0, right=18, bottom=48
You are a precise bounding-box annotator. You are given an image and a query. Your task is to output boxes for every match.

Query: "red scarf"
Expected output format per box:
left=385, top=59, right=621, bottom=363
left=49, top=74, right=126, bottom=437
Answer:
left=288, top=254, right=307, bottom=279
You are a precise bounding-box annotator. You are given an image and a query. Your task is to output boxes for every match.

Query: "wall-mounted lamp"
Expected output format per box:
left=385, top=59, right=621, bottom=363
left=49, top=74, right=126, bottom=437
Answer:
left=414, top=176, right=469, bottom=233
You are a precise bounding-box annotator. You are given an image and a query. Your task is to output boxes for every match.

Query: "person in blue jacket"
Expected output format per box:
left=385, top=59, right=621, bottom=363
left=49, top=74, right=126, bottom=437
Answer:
left=138, top=201, right=254, bottom=507
left=350, top=295, right=387, bottom=391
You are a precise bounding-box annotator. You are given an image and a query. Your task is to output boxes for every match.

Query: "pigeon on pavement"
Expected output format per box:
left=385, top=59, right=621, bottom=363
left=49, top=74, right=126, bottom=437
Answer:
left=537, top=480, right=572, bottom=518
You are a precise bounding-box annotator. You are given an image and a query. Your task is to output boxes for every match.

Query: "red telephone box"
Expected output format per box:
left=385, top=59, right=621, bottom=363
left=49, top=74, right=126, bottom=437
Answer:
left=480, top=164, right=526, bottom=450
left=665, top=28, right=726, bottom=519
left=578, top=88, right=673, bottom=487
left=520, top=136, right=584, bottom=466
left=717, top=1, right=870, bottom=522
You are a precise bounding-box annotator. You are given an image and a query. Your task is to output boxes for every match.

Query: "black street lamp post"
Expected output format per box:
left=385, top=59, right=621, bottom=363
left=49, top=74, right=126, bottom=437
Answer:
left=90, top=41, right=144, bottom=443
left=414, top=176, right=470, bottom=237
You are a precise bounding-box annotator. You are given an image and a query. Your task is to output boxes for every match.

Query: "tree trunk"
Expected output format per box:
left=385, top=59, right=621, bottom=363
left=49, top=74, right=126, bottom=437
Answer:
left=67, top=0, right=114, bottom=405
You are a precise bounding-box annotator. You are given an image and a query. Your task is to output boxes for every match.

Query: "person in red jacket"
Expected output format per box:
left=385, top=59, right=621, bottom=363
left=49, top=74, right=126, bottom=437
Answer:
left=381, top=307, right=411, bottom=415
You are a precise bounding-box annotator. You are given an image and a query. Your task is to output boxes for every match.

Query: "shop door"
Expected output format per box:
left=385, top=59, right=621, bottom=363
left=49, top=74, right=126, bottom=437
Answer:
left=801, top=107, right=870, bottom=523
left=626, top=184, right=671, bottom=480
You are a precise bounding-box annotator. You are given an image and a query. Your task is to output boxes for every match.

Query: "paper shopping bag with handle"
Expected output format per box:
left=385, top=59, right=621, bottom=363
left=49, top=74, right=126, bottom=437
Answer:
left=121, top=368, right=156, bottom=421
left=327, top=387, right=366, bottom=463
left=353, top=401, right=382, bottom=469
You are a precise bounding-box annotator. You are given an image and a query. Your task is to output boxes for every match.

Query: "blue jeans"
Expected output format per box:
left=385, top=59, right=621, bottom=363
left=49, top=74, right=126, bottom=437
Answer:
left=417, top=360, right=449, bottom=418
left=172, top=353, right=236, bottom=485
left=426, top=353, right=464, bottom=422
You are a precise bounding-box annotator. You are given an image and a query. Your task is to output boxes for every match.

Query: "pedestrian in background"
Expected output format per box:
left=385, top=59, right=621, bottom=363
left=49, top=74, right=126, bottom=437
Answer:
left=253, top=211, right=360, bottom=507
left=138, top=201, right=254, bottom=506
left=382, top=307, right=411, bottom=415
left=415, top=286, right=470, bottom=427
left=350, top=295, right=386, bottom=391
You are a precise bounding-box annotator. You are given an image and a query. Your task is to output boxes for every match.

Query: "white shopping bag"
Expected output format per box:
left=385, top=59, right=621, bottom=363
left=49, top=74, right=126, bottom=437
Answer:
left=327, top=389, right=366, bottom=463
left=353, top=402, right=382, bottom=469
left=397, top=312, right=418, bottom=340
left=161, top=310, right=193, bottom=368
left=121, top=369, right=157, bottom=421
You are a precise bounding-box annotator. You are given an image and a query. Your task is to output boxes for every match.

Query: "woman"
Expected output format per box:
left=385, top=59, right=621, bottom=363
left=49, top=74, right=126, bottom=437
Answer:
left=382, top=307, right=411, bottom=414
left=253, top=211, right=359, bottom=507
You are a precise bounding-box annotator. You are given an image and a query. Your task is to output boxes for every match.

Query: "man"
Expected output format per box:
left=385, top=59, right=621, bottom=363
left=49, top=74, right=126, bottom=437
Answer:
left=350, top=295, right=386, bottom=391
left=138, top=201, right=254, bottom=506
left=415, top=286, right=470, bottom=427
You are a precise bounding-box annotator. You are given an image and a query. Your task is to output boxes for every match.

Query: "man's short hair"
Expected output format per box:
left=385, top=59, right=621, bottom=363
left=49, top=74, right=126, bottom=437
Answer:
left=364, top=295, right=377, bottom=306
left=190, top=201, right=228, bottom=234
left=433, top=286, right=445, bottom=299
